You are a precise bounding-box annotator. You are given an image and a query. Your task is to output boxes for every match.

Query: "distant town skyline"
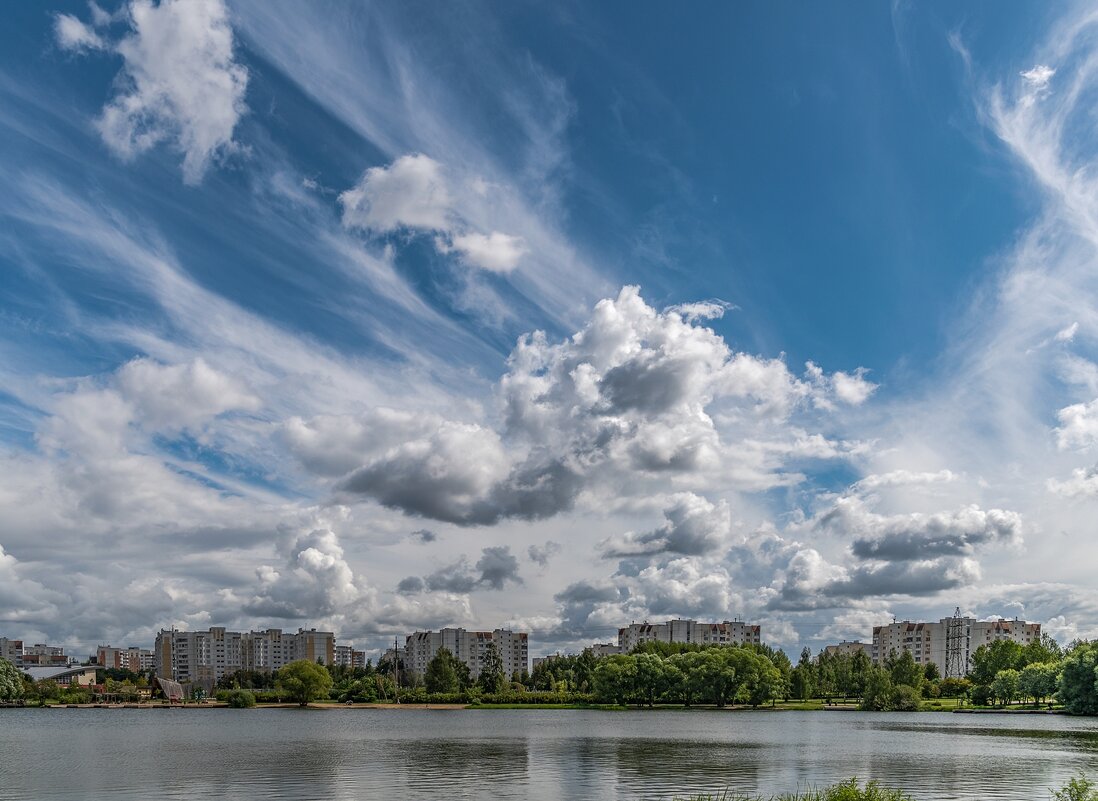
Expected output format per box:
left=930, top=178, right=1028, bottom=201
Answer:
left=3, top=2, right=1098, bottom=658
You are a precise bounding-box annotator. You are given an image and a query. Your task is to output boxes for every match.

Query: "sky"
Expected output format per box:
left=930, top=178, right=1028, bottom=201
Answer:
left=2, top=0, right=1098, bottom=659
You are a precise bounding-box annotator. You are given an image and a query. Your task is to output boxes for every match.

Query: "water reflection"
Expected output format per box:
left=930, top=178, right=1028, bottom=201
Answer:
left=2, top=708, right=1098, bottom=801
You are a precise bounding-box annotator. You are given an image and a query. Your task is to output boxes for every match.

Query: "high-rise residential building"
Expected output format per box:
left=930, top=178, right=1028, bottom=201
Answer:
left=20, top=643, right=70, bottom=667
left=0, top=637, right=23, bottom=668
left=125, top=647, right=154, bottom=672
left=334, top=644, right=366, bottom=668
left=871, top=616, right=1041, bottom=677
left=403, top=628, right=528, bottom=681
left=97, top=645, right=125, bottom=669
left=154, top=627, right=336, bottom=684
left=617, top=619, right=762, bottom=651
left=822, top=641, right=868, bottom=658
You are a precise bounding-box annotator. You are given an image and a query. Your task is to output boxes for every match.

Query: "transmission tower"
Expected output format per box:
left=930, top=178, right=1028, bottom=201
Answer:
left=945, top=607, right=968, bottom=679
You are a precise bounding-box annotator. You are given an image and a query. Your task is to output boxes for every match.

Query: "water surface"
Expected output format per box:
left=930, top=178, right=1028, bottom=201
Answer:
left=2, top=708, right=1097, bottom=800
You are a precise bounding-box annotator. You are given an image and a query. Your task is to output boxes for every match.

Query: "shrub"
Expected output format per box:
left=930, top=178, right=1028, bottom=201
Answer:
left=1052, top=775, right=1098, bottom=801
left=226, top=689, right=256, bottom=708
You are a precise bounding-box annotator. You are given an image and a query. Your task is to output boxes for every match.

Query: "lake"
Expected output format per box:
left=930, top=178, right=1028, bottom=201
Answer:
left=2, top=708, right=1097, bottom=800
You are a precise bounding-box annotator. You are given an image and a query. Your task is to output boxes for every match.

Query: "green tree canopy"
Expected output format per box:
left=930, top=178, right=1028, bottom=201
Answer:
left=970, top=640, right=1024, bottom=685
left=991, top=668, right=1020, bottom=706
left=478, top=642, right=506, bottom=694
left=424, top=648, right=461, bottom=694
left=0, top=657, right=22, bottom=701
left=277, top=659, right=333, bottom=706
left=1057, top=642, right=1098, bottom=715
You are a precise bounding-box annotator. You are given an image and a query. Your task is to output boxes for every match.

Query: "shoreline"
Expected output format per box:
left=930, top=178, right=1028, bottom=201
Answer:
left=1, top=701, right=1070, bottom=715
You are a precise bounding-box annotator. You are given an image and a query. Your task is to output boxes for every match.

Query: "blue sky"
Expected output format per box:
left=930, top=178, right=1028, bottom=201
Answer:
left=2, top=1, right=1098, bottom=656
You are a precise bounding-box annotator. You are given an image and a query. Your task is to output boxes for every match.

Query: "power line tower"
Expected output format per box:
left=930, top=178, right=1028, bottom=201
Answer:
left=945, top=607, right=968, bottom=679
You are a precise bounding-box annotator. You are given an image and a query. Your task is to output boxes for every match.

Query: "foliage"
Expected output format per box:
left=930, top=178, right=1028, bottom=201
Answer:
left=990, top=668, right=1020, bottom=706
left=424, top=648, right=462, bottom=694
left=937, top=677, right=972, bottom=698
left=0, top=658, right=23, bottom=701
left=478, top=643, right=506, bottom=694
left=970, top=640, right=1024, bottom=686
left=887, top=684, right=921, bottom=711
left=860, top=668, right=893, bottom=711
left=1051, top=775, right=1098, bottom=801
left=885, top=651, right=923, bottom=695
left=676, top=778, right=914, bottom=800
left=1018, top=662, right=1059, bottom=704
left=225, top=689, right=256, bottom=708
left=276, top=659, right=333, bottom=705
left=1057, top=642, right=1098, bottom=716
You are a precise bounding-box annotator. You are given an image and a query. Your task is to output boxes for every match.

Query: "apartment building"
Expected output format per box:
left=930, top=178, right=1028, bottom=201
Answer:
left=0, top=638, right=24, bottom=668
left=871, top=616, right=1040, bottom=677
left=822, top=641, right=868, bottom=658
left=24, top=643, right=74, bottom=667
left=334, top=644, right=366, bottom=669
left=404, top=628, right=528, bottom=681
left=154, top=627, right=335, bottom=683
left=617, top=619, right=763, bottom=651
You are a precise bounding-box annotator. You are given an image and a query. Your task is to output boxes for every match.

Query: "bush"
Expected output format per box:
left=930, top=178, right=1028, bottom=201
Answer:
left=888, top=685, right=921, bottom=712
left=1052, top=775, right=1098, bottom=801
left=226, top=689, right=256, bottom=708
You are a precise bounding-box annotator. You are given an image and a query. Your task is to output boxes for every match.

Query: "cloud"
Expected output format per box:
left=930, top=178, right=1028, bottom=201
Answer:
left=1020, top=64, right=1055, bottom=89
left=527, top=540, right=561, bottom=567
left=55, top=0, right=249, bottom=183
left=599, top=493, right=730, bottom=557
left=54, top=13, right=106, bottom=51
left=246, top=515, right=366, bottom=618
left=411, top=529, right=438, bottom=544
left=328, top=286, right=867, bottom=525
left=1048, top=466, right=1098, bottom=498
left=340, top=153, right=527, bottom=272
left=397, top=545, right=522, bottom=594
left=339, top=154, right=453, bottom=232
left=117, top=357, right=259, bottom=433
left=446, top=231, right=527, bottom=273
left=853, top=470, right=957, bottom=491
left=1055, top=399, right=1098, bottom=450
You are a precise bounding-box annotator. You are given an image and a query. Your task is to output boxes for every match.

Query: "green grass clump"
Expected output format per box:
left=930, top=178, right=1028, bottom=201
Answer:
left=676, top=779, right=913, bottom=800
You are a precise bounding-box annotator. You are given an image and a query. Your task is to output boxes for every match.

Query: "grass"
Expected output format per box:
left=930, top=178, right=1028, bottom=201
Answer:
left=675, top=779, right=913, bottom=800
left=466, top=702, right=628, bottom=710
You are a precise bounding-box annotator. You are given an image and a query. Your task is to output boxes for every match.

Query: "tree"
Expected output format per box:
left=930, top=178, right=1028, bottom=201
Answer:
left=478, top=642, right=506, bottom=694
left=791, top=647, right=816, bottom=701
left=1018, top=662, right=1059, bottom=705
left=0, top=658, right=22, bottom=701
left=991, top=668, right=1020, bottom=706
left=860, top=667, right=893, bottom=711
left=970, top=640, right=1023, bottom=686
left=923, top=662, right=941, bottom=681
left=938, top=677, right=972, bottom=699
left=1057, top=642, right=1098, bottom=715
left=593, top=655, right=636, bottom=705
left=277, top=659, right=333, bottom=706
left=226, top=689, right=257, bottom=708
left=424, top=648, right=461, bottom=694
left=888, top=650, right=923, bottom=696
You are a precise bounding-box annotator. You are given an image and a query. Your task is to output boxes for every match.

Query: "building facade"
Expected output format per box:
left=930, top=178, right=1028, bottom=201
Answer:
left=154, top=627, right=336, bottom=684
left=22, top=643, right=70, bottom=667
left=822, top=641, right=868, bottom=658
left=617, top=619, right=762, bottom=651
left=334, top=645, right=366, bottom=669
left=0, top=638, right=24, bottom=668
left=403, top=628, right=528, bottom=681
left=871, top=616, right=1041, bottom=678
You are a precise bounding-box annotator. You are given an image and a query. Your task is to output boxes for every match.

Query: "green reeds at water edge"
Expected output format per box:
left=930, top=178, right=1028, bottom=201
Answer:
left=674, top=780, right=913, bottom=801
left=675, top=775, right=1098, bottom=801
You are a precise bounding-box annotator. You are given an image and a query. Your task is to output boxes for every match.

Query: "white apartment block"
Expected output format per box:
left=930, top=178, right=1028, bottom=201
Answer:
left=334, top=644, right=366, bottom=669
left=617, top=619, right=762, bottom=651
left=823, top=641, right=868, bottom=658
left=154, top=627, right=336, bottom=684
left=0, top=637, right=24, bottom=668
left=871, top=616, right=1040, bottom=678
left=404, top=628, right=528, bottom=681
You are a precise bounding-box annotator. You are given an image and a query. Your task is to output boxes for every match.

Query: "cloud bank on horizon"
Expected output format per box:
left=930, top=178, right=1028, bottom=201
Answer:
left=2, top=0, right=1098, bottom=655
